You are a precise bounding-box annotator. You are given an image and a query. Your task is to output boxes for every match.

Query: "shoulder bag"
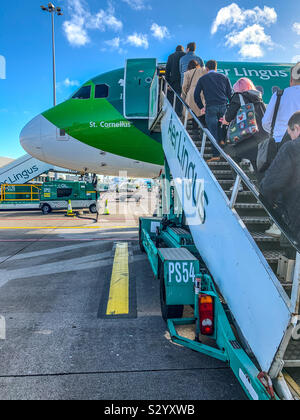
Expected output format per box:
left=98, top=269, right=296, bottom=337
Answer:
left=256, top=89, right=284, bottom=173
left=227, top=94, right=259, bottom=145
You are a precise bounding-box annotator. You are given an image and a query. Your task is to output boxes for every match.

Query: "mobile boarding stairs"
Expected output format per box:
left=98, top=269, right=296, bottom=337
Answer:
left=140, top=73, right=300, bottom=400
left=0, top=154, right=78, bottom=186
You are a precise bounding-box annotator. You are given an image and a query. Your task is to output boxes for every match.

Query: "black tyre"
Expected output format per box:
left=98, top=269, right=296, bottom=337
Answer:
left=160, top=266, right=184, bottom=322
left=41, top=204, right=52, bottom=215
left=89, top=203, right=97, bottom=214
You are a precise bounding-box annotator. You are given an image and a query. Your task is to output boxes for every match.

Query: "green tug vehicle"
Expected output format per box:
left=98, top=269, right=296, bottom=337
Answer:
left=39, top=180, right=97, bottom=214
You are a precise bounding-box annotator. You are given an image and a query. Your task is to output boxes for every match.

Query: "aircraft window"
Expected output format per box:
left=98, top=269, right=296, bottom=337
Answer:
left=72, top=86, right=91, bottom=99
left=95, top=84, right=109, bottom=98
left=57, top=188, right=73, bottom=198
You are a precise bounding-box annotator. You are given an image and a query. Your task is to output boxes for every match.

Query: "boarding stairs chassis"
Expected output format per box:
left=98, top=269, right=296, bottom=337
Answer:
left=150, top=77, right=300, bottom=397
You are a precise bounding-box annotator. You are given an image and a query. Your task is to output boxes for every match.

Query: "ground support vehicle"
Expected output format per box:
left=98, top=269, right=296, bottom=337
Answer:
left=0, top=183, right=41, bottom=210
left=40, top=180, right=97, bottom=214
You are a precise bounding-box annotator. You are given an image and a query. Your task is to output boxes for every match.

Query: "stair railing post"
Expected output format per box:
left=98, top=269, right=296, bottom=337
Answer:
left=184, top=108, right=189, bottom=129
left=229, top=175, right=242, bottom=209
left=291, top=252, right=300, bottom=313
left=173, top=92, right=177, bottom=110
left=164, top=79, right=168, bottom=96
left=200, top=132, right=207, bottom=158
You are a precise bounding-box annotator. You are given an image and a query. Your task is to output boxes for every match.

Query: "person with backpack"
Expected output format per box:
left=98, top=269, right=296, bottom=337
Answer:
left=221, top=77, right=268, bottom=186
left=259, top=61, right=300, bottom=237
left=260, top=111, right=300, bottom=244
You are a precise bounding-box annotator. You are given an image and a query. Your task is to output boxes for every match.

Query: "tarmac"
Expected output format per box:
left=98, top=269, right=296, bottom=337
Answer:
left=0, top=188, right=246, bottom=400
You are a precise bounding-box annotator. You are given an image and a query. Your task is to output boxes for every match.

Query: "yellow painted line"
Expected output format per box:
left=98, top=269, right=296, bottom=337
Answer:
left=0, top=226, right=138, bottom=230
left=106, top=242, right=129, bottom=315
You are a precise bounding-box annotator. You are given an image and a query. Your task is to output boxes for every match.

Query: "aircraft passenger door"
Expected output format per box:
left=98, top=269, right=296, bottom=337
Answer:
left=56, top=128, right=69, bottom=141
left=123, top=58, right=157, bottom=119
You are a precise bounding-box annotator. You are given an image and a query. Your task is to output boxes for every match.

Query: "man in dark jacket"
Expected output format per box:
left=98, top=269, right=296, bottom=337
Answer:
left=166, top=45, right=185, bottom=93
left=260, top=111, right=300, bottom=244
left=166, top=45, right=185, bottom=115
left=194, top=60, right=232, bottom=161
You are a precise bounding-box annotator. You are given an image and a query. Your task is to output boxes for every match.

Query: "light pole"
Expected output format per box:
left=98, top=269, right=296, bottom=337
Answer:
left=41, top=3, right=63, bottom=107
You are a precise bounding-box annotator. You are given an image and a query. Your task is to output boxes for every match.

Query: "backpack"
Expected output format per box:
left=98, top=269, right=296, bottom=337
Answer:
left=227, top=94, right=259, bottom=145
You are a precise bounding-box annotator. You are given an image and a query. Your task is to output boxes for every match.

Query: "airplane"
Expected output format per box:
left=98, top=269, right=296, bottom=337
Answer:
left=20, top=59, right=293, bottom=178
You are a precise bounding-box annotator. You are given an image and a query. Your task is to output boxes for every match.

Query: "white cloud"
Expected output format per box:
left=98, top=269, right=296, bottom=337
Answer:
left=63, top=0, right=123, bottom=47
left=211, top=3, right=277, bottom=59
left=211, top=3, right=277, bottom=34
left=239, top=44, right=264, bottom=59
left=103, top=37, right=128, bottom=54
left=86, top=9, right=123, bottom=31
left=63, top=18, right=90, bottom=47
left=150, top=23, right=170, bottom=40
left=225, top=24, right=273, bottom=48
left=211, top=3, right=242, bottom=35
left=57, top=78, right=80, bottom=92
left=121, top=0, right=151, bottom=10
left=126, top=33, right=149, bottom=49
left=63, top=78, right=80, bottom=87
left=104, top=37, right=121, bottom=48
left=292, top=55, right=300, bottom=63
left=293, top=23, right=300, bottom=36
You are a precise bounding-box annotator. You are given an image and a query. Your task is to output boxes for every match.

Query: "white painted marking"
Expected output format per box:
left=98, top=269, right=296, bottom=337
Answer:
left=1, top=240, right=103, bottom=262
left=0, top=253, right=146, bottom=289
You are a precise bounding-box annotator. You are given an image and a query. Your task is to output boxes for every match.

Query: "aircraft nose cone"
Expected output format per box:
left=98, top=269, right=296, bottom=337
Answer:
left=20, top=115, right=44, bottom=160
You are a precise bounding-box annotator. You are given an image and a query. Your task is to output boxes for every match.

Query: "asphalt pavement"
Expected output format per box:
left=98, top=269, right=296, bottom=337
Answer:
left=0, top=190, right=246, bottom=400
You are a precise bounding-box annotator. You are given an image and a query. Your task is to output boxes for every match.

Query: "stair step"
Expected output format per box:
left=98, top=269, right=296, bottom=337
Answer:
left=225, top=190, right=254, bottom=199
left=263, top=250, right=282, bottom=264
left=241, top=216, right=270, bottom=225
left=208, top=161, right=231, bottom=167
left=211, top=170, right=233, bottom=176
left=235, top=203, right=264, bottom=210
left=284, top=339, right=300, bottom=366
left=252, top=232, right=281, bottom=242
left=218, top=179, right=236, bottom=185
left=193, top=142, right=212, bottom=149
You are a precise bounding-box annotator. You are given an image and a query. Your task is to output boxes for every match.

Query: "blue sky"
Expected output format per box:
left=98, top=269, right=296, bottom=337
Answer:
left=0, top=0, right=300, bottom=158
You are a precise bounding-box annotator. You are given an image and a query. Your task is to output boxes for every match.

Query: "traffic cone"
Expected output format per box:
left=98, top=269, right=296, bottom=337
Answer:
left=103, top=199, right=110, bottom=215
left=66, top=200, right=75, bottom=217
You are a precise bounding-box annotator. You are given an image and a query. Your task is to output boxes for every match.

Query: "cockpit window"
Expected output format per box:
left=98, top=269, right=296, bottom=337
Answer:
left=72, top=85, right=91, bottom=99
left=95, top=84, right=109, bottom=98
